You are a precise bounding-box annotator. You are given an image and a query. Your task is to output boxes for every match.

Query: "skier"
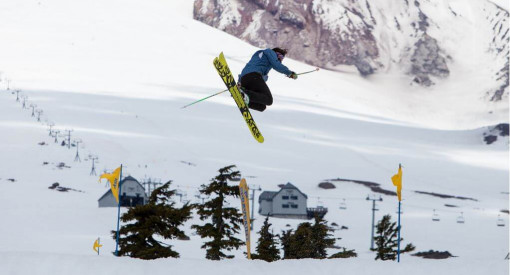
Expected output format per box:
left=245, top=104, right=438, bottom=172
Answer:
left=238, top=48, right=298, bottom=112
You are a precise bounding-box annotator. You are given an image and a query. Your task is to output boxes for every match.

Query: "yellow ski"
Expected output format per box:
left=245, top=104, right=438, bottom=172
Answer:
left=213, top=52, right=264, bottom=143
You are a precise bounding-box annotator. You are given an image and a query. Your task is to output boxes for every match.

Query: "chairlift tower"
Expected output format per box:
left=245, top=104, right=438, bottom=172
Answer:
left=367, top=195, right=383, bottom=250
left=21, top=96, right=27, bottom=109
left=64, top=129, right=73, bottom=149
left=35, top=109, right=43, bottom=122
left=48, top=123, right=55, bottom=136
left=74, top=139, right=82, bottom=162
left=30, top=104, right=37, bottom=117
left=52, top=130, right=60, bottom=143
left=144, top=177, right=152, bottom=195
left=248, top=184, right=261, bottom=230
left=90, top=156, right=98, bottom=176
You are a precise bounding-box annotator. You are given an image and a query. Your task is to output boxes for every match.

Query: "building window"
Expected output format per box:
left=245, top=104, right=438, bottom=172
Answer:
left=290, top=196, right=298, bottom=200
left=291, top=204, right=298, bottom=209
left=282, top=204, right=289, bottom=208
left=282, top=196, right=289, bottom=200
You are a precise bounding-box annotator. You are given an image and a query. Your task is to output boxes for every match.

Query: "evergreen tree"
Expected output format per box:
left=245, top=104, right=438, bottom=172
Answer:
left=191, top=165, right=244, bottom=260
left=279, top=223, right=311, bottom=259
left=252, top=216, right=280, bottom=262
left=280, top=229, right=294, bottom=259
left=112, top=181, right=192, bottom=259
left=372, top=214, right=415, bottom=261
left=291, top=222, right=315, bottom=259
left=310, top=214, right=336, bottom=259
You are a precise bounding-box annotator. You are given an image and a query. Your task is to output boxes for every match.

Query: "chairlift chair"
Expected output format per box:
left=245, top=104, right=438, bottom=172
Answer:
left=432, top=209, right=440, bottom=222
left=317, top=197, right=324, bottom=208
left=175, top=189, right=186, bottom=202
left=456, top=212, right=465, bottom=224
left=497, top=215, right=505, bottom=227
left=339, top=199, right=347, bottom=210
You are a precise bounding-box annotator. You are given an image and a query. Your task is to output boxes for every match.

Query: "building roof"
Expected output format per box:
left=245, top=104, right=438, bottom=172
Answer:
left=259, top=182, right=308, bottom=202
left=98, top=176, right=146, bottom=202
left=279, top=182, right=308, bottom=199
left=281, top=182, right=298, bottom=190
left=259, top=191, right=278, bottom=201
left=122, top=175, right=138, bottom=183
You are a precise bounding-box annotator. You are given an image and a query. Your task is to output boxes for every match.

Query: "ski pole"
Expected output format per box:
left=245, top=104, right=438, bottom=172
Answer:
left=181, top=89, right=228, bottom=109
left=297, top=67, right=320, bottom=75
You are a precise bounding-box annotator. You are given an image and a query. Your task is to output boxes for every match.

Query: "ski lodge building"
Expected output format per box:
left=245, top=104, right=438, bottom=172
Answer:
left=258, top=182, right=327, bottom=219
left=98, top=176, right=148, bottom=207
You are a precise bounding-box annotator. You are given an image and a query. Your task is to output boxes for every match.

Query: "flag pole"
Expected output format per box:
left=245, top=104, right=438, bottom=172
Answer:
left=397, top=163, right=402, bottom=263
left=397, top=200, right=401, bottom=262
left=115, top=164, right=123, bottom=256
left=97, top=238, right=100, bottom=255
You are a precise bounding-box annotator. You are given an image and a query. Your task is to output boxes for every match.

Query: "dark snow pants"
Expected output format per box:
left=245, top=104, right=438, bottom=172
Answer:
left=240, top=72, right=273, bottom=112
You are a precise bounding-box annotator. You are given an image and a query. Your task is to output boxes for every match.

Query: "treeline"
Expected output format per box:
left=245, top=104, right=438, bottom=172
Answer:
left=112, top=165, right=413, bottom=261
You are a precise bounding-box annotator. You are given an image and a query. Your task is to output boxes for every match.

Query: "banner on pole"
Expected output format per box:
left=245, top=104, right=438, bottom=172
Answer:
left=391, top=164, right=403, bottom=201
left=93, top=238, right=102, bottom=254
left=239, top=178, right=251, bottom=259
left=99, top=167, right=121, bottom=203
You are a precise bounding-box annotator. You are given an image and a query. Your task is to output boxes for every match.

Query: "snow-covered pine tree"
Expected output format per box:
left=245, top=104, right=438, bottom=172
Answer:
left=252, top=216, right=280, bottom=262
left=113, top=181, right=192, bottom=259
left=372, top=214, right=415, bottom=260
left=311, top=214, right=336, bottom=259
left=191, top=165, right=244, bottom=260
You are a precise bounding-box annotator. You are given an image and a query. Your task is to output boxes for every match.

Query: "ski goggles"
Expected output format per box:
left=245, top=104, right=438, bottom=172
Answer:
left=276, top=52, right=285, bottom=62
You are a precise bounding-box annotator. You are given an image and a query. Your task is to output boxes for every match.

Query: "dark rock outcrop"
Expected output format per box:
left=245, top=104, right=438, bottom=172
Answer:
left=414, top=190, right=477, bottom=201
left=483, top=123, right=509, bottom=145
left=318, top=181, right=335, bottom=189
left=411, top=34, right=449, bottom=86
left=413, top=250, right=456, bottom=259
left=328, top=178, right=397, bottom=196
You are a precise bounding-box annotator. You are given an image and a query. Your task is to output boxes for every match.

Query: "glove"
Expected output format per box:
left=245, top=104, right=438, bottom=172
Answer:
left=289, top=72, right=298, bottom=80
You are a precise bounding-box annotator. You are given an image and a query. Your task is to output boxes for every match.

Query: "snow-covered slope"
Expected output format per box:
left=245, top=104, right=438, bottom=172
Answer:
left=0, top=0, right=508, bottom=274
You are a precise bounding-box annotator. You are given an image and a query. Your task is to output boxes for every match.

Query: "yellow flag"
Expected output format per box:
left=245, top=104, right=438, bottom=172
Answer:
left=99, top=167, right=121, bottom=203
left=238, top=178, right=251, bottom=259
left=93, top=238, right=102, bottom=254
left=391, top=165, right=403, bottom=201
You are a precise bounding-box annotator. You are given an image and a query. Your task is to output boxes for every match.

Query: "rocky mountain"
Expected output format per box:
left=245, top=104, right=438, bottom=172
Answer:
left=193, top=0, right=508, bottom=100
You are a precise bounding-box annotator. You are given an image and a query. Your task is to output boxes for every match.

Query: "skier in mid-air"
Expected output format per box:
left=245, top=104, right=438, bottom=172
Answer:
left=238, top=48, right=298, bottom=112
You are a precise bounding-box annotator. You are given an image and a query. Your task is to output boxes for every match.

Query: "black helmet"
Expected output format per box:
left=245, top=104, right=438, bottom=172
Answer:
left=272, top=48, right=288, bottom=61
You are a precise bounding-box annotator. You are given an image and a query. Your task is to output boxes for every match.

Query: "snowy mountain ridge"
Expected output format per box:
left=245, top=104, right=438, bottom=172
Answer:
left=194, top=0, right=509, bottom=100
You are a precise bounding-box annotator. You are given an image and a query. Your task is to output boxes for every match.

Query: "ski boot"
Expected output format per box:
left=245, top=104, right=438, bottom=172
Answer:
left=237, top=84, right=250, bottom=106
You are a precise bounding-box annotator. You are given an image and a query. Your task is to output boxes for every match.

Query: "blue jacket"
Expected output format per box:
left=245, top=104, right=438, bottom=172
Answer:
left=239, top=48, right=292, bottom=82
